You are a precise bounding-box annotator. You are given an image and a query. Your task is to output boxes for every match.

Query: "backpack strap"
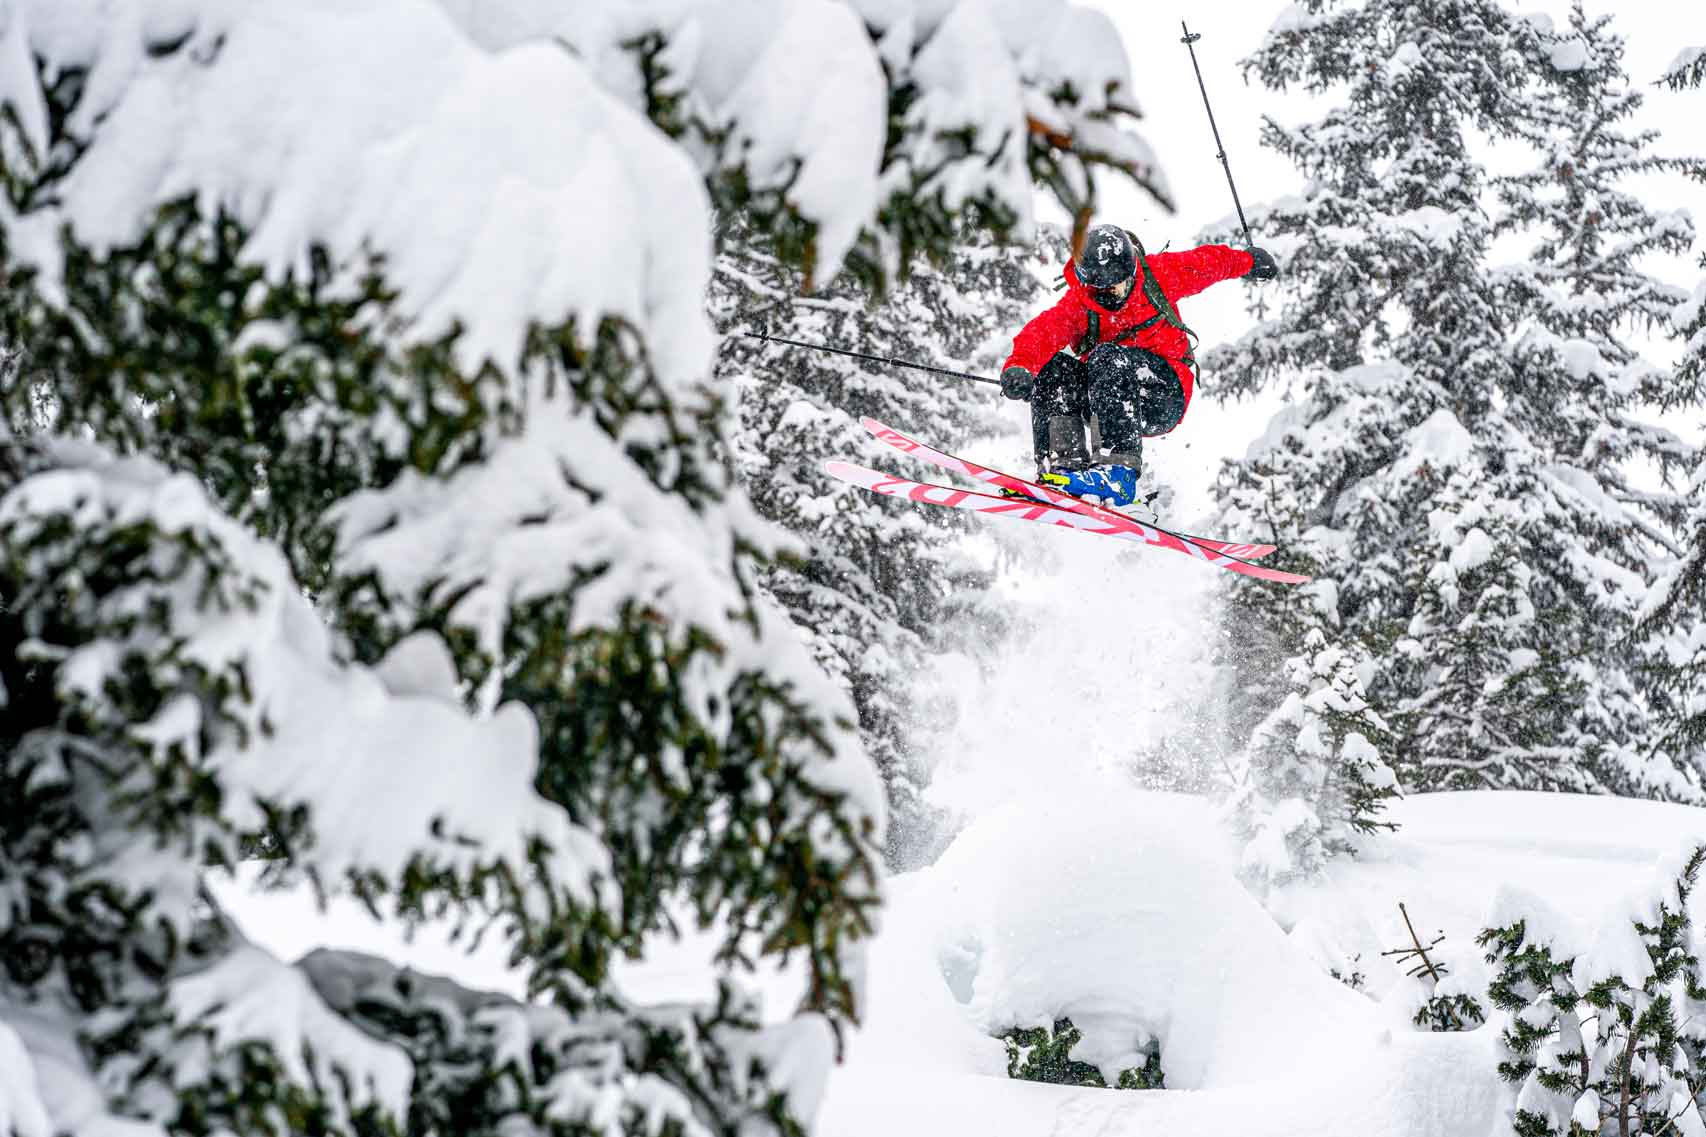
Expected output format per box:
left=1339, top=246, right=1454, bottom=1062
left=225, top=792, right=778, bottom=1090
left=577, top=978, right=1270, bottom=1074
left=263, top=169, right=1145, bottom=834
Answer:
left=1075, top=307, right=1100, bottom=356
left=1126, top=230, right=1200, bottom=382
left=1079, top=300, right=1172, bottom=356
left=1112, top=311, right=1168, bottom=343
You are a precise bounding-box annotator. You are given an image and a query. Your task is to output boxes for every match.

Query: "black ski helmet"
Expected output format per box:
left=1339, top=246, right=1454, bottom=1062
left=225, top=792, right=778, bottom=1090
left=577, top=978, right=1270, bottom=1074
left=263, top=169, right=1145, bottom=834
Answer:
left=1076, top=224, right=1137, bottom=290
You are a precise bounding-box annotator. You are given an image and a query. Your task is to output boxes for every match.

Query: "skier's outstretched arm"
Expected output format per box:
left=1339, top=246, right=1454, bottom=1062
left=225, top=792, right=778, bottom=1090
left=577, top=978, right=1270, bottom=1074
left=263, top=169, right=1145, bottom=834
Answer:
left=1149, top=244, right=1274, bottom=299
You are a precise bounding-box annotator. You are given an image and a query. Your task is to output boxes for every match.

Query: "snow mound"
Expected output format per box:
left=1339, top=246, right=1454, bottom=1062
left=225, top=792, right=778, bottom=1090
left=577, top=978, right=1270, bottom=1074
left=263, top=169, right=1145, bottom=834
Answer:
left=928, top=788, right=1373, bottom=1089
left=820, top=786, right=1509, bottom=1137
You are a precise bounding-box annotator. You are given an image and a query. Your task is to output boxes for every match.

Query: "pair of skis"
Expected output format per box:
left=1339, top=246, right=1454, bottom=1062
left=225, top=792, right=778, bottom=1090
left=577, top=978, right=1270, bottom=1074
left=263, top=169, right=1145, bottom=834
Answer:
left=825, top=418, right=1309, bottom=585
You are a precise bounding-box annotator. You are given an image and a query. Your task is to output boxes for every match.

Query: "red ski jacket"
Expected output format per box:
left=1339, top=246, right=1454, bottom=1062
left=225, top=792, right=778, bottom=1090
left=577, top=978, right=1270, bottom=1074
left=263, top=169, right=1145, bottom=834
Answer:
left=1003, top=243, right=1255, bottom=427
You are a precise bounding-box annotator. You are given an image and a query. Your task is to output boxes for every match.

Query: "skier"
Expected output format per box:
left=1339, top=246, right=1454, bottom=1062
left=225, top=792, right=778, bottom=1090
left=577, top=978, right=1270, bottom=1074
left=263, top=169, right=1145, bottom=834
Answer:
left=998, top=223, right=1279, bottom=507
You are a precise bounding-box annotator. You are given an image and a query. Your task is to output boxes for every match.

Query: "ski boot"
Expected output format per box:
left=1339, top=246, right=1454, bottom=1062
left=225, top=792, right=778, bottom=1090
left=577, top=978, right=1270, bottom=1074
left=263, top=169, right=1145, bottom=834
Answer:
left=1039, top=463, right=1140, bottom=508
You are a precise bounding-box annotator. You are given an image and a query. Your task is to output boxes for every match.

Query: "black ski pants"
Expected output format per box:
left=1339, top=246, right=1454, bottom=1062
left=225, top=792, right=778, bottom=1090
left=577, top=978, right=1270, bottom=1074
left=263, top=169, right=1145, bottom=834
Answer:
left=1030, top=344, right=1187, bottom=468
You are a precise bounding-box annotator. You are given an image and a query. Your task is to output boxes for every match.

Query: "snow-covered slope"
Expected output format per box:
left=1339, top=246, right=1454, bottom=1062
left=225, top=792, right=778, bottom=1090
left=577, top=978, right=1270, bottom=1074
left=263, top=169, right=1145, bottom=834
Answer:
left=818, top=787, right=1706, bottom=1137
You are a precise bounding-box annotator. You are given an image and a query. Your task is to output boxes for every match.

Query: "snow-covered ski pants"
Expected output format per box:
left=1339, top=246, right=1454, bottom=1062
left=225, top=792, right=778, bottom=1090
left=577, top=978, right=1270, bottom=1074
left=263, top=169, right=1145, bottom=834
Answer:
left=1031, top=344, right=1186, bottom=469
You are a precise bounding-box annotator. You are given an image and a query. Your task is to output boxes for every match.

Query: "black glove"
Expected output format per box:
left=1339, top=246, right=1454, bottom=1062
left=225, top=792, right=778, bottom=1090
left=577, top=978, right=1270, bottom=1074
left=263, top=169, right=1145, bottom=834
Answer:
left=1000, top=365, right=1035, bottom=401
left=1245, top=247, right=1280, bottom=282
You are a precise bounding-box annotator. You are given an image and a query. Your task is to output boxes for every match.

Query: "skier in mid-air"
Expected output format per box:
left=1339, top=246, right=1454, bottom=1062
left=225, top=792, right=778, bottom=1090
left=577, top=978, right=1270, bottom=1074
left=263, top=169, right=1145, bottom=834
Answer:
left=998, top=223, right=1279, bottom=508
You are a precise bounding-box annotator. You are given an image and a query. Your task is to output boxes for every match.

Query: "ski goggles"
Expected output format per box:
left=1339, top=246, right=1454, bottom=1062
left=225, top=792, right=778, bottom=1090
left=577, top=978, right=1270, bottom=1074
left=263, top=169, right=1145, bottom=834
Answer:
left=1087, top=276, right=1135, bottom=310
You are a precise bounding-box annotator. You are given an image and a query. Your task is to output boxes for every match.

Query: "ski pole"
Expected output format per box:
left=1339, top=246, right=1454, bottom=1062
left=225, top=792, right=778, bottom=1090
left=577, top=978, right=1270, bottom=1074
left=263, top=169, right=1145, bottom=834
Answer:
left=1180, top=21, right=1253, bottom=248
left=740, top=330, right=999, bottom=388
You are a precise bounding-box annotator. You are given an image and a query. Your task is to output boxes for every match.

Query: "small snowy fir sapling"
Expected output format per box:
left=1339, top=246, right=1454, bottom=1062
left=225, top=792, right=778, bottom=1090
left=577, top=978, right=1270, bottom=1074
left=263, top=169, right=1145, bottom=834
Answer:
left=1478, top=848, right=1706, bottom=1137
left=1225, top=629, right=1399, bottom=890
left=1380, top=903, right=1486, bottom=1032
left=1329, top=954, right=1368, bottom=992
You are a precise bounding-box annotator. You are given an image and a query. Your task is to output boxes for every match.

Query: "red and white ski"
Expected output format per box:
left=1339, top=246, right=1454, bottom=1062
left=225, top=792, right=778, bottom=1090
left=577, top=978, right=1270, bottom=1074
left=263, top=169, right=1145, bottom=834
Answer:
left=825, top=461, right=1277, bottom=560
left=848, top=417, right=1307, bottom=585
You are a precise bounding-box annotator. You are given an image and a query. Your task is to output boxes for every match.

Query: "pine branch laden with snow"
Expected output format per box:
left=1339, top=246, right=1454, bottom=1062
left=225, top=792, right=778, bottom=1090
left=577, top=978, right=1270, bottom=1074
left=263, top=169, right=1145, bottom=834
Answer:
left=1208, top=0, right=1704, bottom=808
left=1225, top=628, right=1398, bottom=890
left=1661, top=46, right=1706, bottom=91
left=0, top=441, right=798, bottom=1136
left=0, top=2, right=907, bottom=1134
left=711, top=221, right=1055, bottom=867
left=0, top=445, right=610, bottom=908
left=1684, top=267, right=1706, bottom=397
left=1640, top=461, right=1706, bottom=780
left=427, top=0, right=1171, bottom=291
left=1479, top=847, right=1706, bottom=1137
left=298, top=949, right=836, bottom=1137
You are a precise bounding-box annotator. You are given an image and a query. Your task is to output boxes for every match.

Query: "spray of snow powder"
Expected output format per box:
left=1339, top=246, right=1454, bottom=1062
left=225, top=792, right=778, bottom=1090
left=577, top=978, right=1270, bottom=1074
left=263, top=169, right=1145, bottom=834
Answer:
left=914, top=402, right=1241, bottom=840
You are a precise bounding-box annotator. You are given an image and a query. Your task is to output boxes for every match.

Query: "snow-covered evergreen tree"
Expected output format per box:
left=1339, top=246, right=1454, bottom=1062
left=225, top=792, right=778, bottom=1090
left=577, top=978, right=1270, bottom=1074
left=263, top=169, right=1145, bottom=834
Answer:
left=1480, top=3, right=1705, bottom=797
left=1638, top=53, right=1706, bottom=785
left=0, top=4, right=886, bottom=1132
left=711, top=225, right=1072, bottom=867
left=1208, top=0, right=1703, bottom=805
left=1480, top=848, right=1706, bottom=1137
left=1204, top=0, right=1529, bottom=770
left=1226, top=629, right=1398, bottom=889
left=0, top=1, right=1167, bottom=1131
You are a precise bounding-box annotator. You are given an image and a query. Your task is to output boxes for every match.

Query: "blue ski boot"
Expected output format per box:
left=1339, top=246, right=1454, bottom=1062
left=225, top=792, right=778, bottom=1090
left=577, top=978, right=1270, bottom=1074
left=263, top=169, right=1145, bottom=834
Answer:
left=1039, top=463, right=1140, bottom=508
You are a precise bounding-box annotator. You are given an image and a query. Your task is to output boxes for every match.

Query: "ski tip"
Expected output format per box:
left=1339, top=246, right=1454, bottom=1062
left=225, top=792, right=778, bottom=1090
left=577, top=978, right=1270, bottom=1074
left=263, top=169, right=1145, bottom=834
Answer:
left=1240, top=566, right=1312, bottom=585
